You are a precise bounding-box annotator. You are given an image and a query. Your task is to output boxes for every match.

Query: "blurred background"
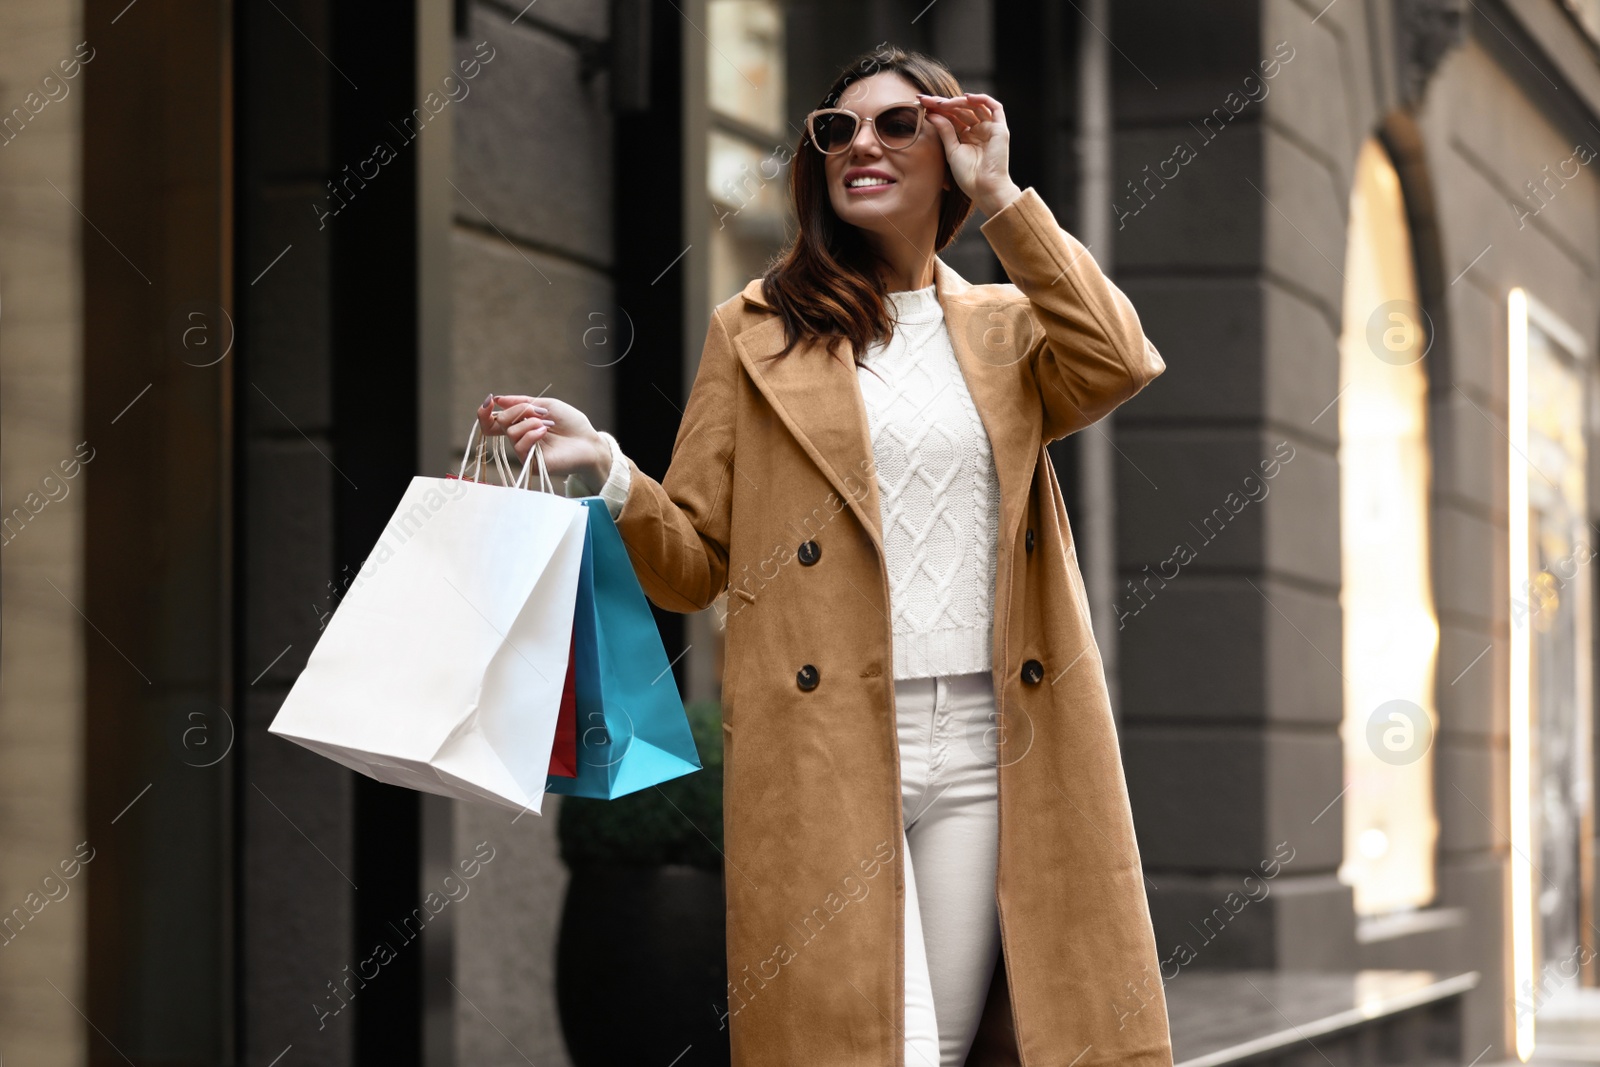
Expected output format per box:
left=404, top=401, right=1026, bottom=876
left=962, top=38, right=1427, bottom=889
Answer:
left=2, top=0, right=1599, bottom=1064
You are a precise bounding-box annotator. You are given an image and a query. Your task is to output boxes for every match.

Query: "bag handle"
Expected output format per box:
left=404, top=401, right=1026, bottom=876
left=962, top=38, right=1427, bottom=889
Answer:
left=456, top=415, right=557, bottom=493
left=499, top=433, right=556, bottom=494
left=488, top=432, right=514, bottom=485
left=455, top=417, right=520, bottom=488
left=457, top=418, right=493, bottom=481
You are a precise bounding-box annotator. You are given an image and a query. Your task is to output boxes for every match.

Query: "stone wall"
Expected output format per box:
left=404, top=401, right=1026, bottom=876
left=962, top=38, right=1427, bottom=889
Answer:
left=0, top=1, right=88, bottom=1063
left=447, top=3, right=617, bottom=1063
left=1113, top=0, right=1357, bottom=979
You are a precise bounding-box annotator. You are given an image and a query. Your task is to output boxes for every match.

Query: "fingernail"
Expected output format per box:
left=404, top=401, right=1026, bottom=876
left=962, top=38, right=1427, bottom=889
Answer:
left=533, top=405, right=549, bottom=415
left=541, top=418, right=556, bottom=427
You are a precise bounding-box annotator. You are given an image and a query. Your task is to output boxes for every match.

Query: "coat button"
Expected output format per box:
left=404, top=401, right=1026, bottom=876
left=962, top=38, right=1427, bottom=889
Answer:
left=1025, top=528, right=1035, bottom=553
left=798, top=540, right=821, bottom=565
left=1021, top=658, right=1044, bottom=685
left=797, top=664, right=820, bottom=691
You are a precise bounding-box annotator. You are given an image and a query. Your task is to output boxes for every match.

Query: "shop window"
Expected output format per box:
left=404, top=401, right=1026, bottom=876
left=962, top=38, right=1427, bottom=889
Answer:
left=1508, top=287, right=1594, bottom=1056
left=707, top=0, right=789, bottom=306
left=1336, top=137, right=1440, bottom=916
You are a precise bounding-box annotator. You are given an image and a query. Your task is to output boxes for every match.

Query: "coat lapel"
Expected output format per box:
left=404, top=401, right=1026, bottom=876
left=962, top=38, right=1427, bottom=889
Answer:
left=731, top=256, right=1041, bottom=566
left=931, top=257, right=1041, bottom=560
left=729, top=312, right=885, bottom=557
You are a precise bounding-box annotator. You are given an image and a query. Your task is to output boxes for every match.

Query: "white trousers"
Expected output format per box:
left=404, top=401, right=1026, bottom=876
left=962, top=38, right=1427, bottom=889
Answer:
left=896, top=670, right=1003, bottom=1067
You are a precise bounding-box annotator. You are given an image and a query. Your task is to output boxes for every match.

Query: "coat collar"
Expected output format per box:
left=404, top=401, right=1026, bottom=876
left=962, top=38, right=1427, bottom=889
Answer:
left=734, top=254, right=973, bottom=310
left=730, top=256, right=1041, bottom=564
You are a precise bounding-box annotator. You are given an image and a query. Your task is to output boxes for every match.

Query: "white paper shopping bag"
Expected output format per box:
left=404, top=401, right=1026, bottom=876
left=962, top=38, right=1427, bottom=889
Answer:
left=269, top=421, right=586, bottom=814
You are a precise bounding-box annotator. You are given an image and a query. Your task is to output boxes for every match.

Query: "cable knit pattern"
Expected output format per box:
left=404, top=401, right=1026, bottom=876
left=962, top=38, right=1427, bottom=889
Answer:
left=857, top=285, right=999, bottom=680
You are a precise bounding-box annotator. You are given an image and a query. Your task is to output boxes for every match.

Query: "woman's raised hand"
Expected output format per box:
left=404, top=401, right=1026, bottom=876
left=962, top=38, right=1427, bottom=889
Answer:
left=917, top=92, right=1022, bottom=218
left=476, top=393, right=611, bottom=491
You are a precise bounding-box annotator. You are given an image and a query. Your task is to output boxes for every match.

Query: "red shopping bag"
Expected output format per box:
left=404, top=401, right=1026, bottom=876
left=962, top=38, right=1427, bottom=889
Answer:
left=548, top=629, right=578, bottom=777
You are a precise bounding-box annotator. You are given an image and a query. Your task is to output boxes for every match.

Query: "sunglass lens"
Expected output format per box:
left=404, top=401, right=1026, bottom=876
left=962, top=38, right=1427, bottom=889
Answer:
left=877, top=106, right=921, bottom=148
left=813, top=112, right=858, bottom=153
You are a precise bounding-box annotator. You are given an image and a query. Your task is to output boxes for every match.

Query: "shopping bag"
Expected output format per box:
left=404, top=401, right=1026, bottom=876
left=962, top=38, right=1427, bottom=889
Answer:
left=549, top=628, right=579, bottom=778
left=268, top=420, right=586, bottom=815
left=459, top=433, right=579, bottom=780
left=544, top=496, right=703, bottom=799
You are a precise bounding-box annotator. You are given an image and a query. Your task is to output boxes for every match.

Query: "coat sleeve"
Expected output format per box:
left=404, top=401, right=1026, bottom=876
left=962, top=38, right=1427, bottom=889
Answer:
left=609, top=305, right=737, bottom=613
left=976, top=185, right=1165, bottom=443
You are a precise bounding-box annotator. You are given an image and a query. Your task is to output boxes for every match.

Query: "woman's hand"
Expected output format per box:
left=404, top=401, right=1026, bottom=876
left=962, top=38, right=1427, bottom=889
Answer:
left=918, top=92, right=1023, bottom=217
left=476, top=393, right=611, bottom=491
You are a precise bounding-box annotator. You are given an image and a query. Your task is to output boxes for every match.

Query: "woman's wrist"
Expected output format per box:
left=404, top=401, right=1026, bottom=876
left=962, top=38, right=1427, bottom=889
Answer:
left=585, top=433, right=612, bottom=493
left=974, top=180, right=1024, bottom=219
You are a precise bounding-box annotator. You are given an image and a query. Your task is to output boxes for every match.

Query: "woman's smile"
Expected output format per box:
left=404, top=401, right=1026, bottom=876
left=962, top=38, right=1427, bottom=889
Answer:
left=843, top=166, right=899, bottom=194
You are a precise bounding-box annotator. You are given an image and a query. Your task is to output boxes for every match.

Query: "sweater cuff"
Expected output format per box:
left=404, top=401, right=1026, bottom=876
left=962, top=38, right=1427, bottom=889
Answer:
left=594, top=429, right=631, bottom=520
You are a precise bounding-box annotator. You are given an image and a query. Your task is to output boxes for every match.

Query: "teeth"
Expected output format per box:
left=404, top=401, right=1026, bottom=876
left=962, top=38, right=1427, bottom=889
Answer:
left=847, top=176, right=894, bottom=188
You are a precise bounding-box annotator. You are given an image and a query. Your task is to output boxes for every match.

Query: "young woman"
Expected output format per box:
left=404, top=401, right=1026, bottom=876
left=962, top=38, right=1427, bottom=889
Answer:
left=481, top=46, right=1173, bottom=1067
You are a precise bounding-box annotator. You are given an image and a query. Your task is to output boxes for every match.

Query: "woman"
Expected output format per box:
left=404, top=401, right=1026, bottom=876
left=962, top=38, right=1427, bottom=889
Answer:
left=481, top=46, right=1173, bottom=1067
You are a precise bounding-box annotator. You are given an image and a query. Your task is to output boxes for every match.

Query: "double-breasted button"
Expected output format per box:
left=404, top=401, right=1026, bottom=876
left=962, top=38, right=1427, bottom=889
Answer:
left=1025, top=528, right=1035, bottom=553
left=1021, top=658, right=1044, bottom=685
left=798, top=540, right=821, bottom=565
left=796, top=664, right=820, bottom=691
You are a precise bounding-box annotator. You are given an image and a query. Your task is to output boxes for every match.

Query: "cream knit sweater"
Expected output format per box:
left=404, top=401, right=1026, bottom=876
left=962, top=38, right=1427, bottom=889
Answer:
left=587, top=283, right=1000, bottom=681
left=857, top=284, right=998, bottom=679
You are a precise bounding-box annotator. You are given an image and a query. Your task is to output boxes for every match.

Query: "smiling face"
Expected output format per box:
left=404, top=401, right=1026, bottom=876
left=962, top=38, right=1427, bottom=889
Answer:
left=816, top=71, right=950, bottom=248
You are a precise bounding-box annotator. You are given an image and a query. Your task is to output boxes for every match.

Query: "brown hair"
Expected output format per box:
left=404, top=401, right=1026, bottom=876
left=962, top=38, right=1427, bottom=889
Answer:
left=759, top=45, right=974, bottom=365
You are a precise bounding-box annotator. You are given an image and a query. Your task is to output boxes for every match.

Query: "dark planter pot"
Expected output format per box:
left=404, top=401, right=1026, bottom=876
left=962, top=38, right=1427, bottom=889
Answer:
left=557, top=861, right=730, bottom=1067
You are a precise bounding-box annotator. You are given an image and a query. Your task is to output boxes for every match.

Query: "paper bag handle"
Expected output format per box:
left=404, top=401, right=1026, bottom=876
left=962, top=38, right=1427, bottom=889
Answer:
left=498, top=434, right=556, bottom=494
left=455, top=417, right=523, bottom=488
left=456, top=416, right=557, bottom=494
left=457, top=418, right=494, bottom=482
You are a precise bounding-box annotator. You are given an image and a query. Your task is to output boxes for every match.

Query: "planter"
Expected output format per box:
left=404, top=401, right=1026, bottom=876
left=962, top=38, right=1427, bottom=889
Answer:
left=556, top=861, right=730, bottom=1066
left=555, top=699, right=728, bottom=1064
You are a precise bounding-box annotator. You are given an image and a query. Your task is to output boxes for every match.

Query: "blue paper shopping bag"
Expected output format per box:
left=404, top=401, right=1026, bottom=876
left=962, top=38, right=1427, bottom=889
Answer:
left=544, top=497, right=702, bottom=799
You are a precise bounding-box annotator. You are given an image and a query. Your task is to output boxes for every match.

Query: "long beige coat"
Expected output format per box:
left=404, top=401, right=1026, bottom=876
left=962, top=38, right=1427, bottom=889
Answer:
left=612, top=186, right=1173, bottom=1066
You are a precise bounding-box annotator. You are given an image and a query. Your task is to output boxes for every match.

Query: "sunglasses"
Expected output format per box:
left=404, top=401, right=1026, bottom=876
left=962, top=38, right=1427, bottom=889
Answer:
left=804, top=101, right=926, bottom=155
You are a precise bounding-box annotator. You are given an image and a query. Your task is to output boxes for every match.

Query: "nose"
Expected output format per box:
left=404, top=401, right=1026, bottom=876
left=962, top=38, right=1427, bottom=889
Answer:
left=848, top=117, right=885, bottom=157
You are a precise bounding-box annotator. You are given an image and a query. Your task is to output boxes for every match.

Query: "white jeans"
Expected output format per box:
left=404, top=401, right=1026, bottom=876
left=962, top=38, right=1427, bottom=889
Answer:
left=896, top=671, right=1003, bottom=1067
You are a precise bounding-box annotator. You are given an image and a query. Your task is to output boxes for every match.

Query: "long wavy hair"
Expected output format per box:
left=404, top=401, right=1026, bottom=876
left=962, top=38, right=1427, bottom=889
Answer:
left=759, top=46, right=974, bottom=365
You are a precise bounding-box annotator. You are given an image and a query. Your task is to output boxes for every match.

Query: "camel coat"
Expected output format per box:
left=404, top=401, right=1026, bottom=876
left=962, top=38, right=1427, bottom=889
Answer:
left=611, top=186, right=1174, bottom=1066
